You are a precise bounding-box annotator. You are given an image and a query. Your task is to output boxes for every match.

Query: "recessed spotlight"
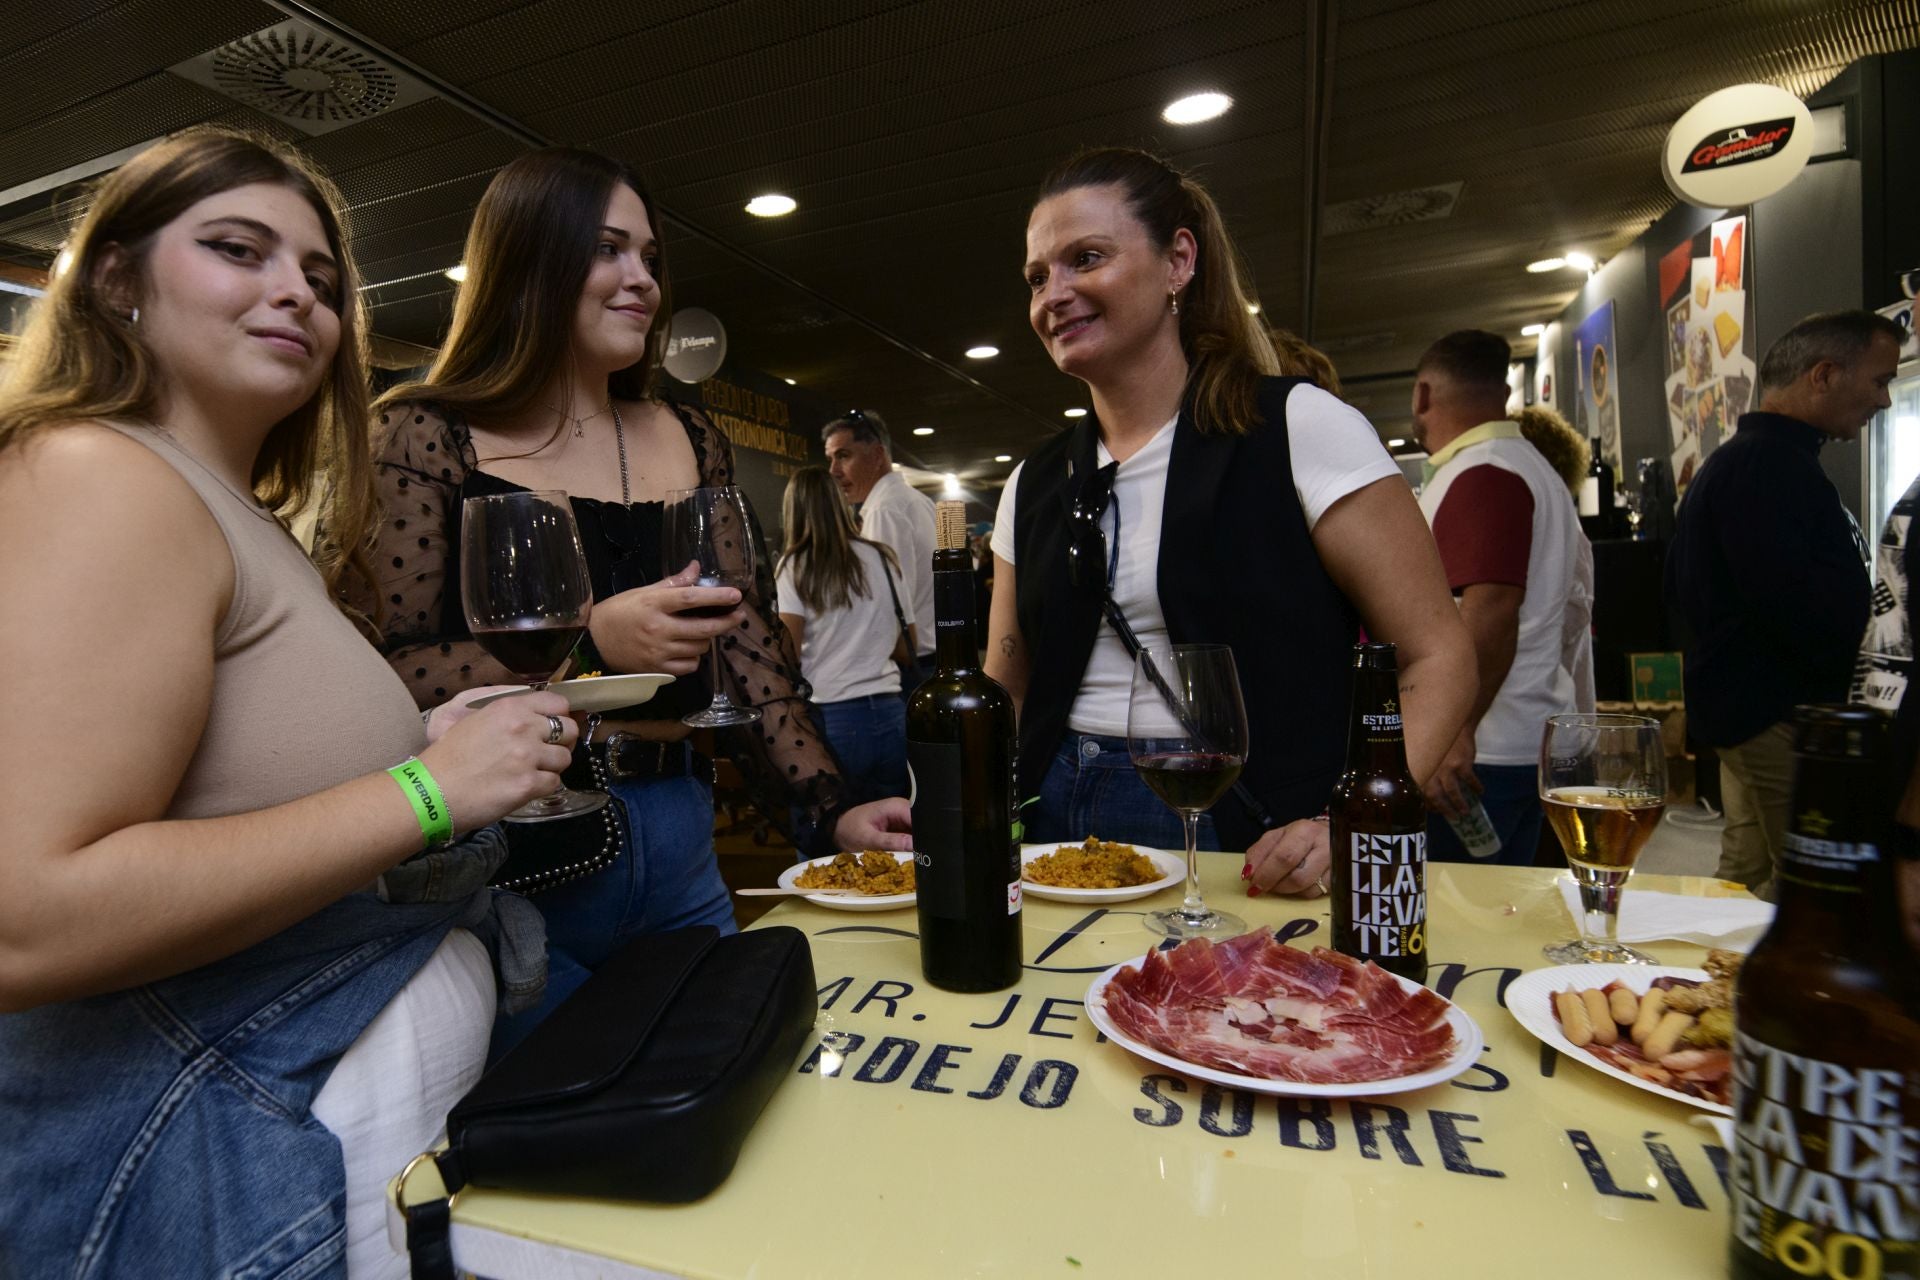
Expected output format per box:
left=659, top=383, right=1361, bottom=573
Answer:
left=965, top=345, right=999, bottom=359
left=782, top=377, right=796, bottom=385
left=913, top=426, right=935, bottom=436
left=1163, top=92, right=1232, bottom=125
left=994, top=454, right=1012, bottom=463
left=1525, top=257, right=1565, bottom=274
left=1063, top=408, right=1088, bottom=418
left=444, top=263, right=468, bottom=282
left=1387, top=438, right=1408, bottom=448
left=745, top=194, right=797, bottom=218
left=1564, top=251, right=1596, bottom=273
left=1246, top=303, right=1261, bottom=315
left=1521, top=324, right=1545, bottom=337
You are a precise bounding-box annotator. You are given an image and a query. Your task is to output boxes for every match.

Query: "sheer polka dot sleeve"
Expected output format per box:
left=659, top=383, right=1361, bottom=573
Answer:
left=676, top=403, right=851, bottom=855
left=362, top=403, right=513, bottom=706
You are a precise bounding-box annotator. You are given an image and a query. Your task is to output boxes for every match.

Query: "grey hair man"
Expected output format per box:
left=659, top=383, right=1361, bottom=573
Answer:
left=1666, top=309, right=1903, bottom=898
left=822, top=410, right=936, bottom=681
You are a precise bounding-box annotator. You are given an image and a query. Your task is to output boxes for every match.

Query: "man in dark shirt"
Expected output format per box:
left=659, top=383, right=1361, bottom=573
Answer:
left=1667, top=309, right=1903, bottom=897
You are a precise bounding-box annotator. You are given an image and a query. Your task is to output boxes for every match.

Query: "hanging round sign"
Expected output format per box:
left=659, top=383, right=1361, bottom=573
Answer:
left=662, top=307, right=727, bottom=383
left=1662, top=83, right=1813, bottom=208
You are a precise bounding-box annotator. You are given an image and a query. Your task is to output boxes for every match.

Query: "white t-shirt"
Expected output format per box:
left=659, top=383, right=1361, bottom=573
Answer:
left=991, top=383, right=1401, bottom=736
left=856, top=470, right=936, bottom=657
left=776, top=540, right=907, bottom=704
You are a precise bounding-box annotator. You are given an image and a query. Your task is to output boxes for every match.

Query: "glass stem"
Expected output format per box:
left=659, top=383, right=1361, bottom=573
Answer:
left=706, top=636, right=731, bottom=712
left=1578, top=873, right=1626, bottom=946
left=1179, top=810, right=1205, bottom=921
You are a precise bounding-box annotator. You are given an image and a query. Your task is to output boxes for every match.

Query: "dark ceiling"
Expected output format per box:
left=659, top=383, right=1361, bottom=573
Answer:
left=2, top=0, right=1917, bottom=484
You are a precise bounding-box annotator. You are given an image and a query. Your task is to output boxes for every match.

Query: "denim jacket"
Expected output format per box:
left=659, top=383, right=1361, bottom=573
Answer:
left=0, top=826, right=542, bottom=1279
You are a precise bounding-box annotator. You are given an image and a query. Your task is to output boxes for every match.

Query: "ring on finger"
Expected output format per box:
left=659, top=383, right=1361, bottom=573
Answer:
left=1314, top=874, right=1328, bottom=896
left=544, top=714, right=566, bottom=745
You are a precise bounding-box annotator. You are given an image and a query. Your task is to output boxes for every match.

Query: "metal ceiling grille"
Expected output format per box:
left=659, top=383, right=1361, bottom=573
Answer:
left=169, top=20, right=434, bottom=135
left=1324, top=181, right=1465, bottom=235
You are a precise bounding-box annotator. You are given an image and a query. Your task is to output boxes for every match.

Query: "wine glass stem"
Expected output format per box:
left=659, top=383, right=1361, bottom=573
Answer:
left=1179, top=810, right=1206, bottom=920
left=1577, top=872, right=1626, bottom=948
left=706, top=637, right=731, bottom=712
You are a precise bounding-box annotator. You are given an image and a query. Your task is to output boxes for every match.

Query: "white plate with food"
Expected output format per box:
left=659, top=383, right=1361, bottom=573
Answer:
left=1506, top=963, right=1733, bottom=1116
left=1085, top=934, right=1484, bottom=1098
left=1019, top=840, right=1184, bottom=903
left=468, top=673, right=673, bottom=714
left=777, top=851, right=916, bottom=912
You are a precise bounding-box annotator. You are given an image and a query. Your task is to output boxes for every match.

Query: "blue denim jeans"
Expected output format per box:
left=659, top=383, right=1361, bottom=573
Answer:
left=1027, top=732, right=1221, bottom=851
left=1426, top=762, right=1545, bottom=866
left=491, top=770, right=734, bottom=1058
left=818, top=693, right=909, bottom=807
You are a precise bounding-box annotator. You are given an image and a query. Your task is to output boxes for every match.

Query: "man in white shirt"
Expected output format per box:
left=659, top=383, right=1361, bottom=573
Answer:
left=824, top=409, right=937, bottom=691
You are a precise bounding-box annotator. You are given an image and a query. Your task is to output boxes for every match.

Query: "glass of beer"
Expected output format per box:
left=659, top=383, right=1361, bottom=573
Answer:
left=1539, top=713, right=1667, bottom=964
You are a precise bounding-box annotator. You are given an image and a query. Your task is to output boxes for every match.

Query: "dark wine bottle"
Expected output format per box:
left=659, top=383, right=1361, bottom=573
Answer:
left=1579, top=437, right=1615, bottom=539
left=908, top=500, right=1023, bottom=992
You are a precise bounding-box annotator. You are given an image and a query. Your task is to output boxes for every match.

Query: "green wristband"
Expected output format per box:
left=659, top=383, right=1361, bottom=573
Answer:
left=388, top=757, right=453, bottom=848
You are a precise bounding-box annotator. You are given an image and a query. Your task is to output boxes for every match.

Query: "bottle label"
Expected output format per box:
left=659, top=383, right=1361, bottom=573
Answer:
left=1730, top=1033, right=1918, bottom=1276
left=1578, top=475, right=1600, bottom=516
left=1358, top=697, right=1405, bottom=746
left=1345, top=831, right=1426, bottom=958
left=907, top=741, right=969, bottom=921
left=1780, top=825, right=1881, bottom=894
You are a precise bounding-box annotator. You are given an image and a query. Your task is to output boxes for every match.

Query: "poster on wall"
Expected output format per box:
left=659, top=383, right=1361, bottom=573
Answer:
left=1533, top=325, right=1556, bottom=411
left=1572, top=301, right=1621, bottom=475
left=1656, top=215, right=1758, bottom=497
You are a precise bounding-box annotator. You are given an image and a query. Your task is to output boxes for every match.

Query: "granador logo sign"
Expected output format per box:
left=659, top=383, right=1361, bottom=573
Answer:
left=1682, top=118, right=1796, bottom=173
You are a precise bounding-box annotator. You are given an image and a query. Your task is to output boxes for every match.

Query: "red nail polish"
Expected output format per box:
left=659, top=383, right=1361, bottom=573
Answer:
left=1240, top=864, right=1252, bottom=880
left=1246, top=885, right=1261, bottom=898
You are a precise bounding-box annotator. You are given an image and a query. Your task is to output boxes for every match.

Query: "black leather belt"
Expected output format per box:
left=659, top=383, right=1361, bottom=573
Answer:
left=576, top=733, right=712, bottom=786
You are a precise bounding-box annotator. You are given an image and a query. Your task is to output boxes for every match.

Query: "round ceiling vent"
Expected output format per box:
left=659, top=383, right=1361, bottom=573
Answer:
left=208, top=30, right=400, bottom=125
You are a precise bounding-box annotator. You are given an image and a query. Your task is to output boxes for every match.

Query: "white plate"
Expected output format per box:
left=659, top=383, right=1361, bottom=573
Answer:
left=1085, top=954, right=1484, bottom=1098
left=467, top=673, right=673, bottom=714
left=777, top=852, right=916, bottom=912
left=1505, top=964, right=1731, bottom=1116
left=1018, top=843, right=1184, bottom=903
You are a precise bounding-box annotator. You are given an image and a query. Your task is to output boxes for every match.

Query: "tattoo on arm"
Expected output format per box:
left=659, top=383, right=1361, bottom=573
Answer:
left=999, top=635, right=1016, bottom=658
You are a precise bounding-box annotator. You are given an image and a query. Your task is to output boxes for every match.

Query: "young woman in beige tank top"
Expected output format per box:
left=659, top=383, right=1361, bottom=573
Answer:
left=0, top=129, right=577, bottom=1278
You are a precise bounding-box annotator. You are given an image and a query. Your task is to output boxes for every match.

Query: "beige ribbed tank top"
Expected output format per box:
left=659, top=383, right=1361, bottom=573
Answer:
left=108, top=425, right=425, bottom=820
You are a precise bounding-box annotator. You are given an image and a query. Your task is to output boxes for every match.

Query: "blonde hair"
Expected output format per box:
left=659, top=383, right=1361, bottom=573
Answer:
left=0, top=126, right=375, bottom=597
left=778, top=466, right=898, bottom=612
left=1514, top=404, right=1589, bottom=494
left=1035, top=148, right=1277, bottom=435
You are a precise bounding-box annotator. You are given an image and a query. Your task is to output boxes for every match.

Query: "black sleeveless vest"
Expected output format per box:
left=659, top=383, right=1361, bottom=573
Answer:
left=1012, top=376, right=1361, bottom=851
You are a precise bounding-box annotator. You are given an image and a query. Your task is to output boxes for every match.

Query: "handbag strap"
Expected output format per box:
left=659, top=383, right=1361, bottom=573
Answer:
left=876, top=545, right=910, bottom=647
left=1096, top=589, right=1278, bottom=834
left=399, top=1151, right=460, bottom=1280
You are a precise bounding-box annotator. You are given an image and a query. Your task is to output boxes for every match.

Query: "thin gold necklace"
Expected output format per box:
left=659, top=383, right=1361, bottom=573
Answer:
left=549, top=397, right=613, bottom=438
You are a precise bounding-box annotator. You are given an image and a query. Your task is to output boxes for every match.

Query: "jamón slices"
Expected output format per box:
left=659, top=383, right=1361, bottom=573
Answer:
left=1098, top=931, right=1457, bottom=1083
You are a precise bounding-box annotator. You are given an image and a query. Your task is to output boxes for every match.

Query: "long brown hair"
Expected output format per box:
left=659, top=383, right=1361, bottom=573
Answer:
left=778, top=466, right=899, bottom=612
left=0, top=126, right=375, bottom=594
left=379, top=148, right=672, bottom=434
left=1270, top=327, right=1344, bottom=399
left=1035, top=148, right=1277, bottom=435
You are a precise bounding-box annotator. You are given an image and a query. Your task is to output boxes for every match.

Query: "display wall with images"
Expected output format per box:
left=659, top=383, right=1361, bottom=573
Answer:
left=1656, top=215, right=1758, bottom=493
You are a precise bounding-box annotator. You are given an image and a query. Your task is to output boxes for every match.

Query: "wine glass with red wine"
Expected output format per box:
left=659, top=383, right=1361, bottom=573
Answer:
left=460, top=490, right=608, bottom=822
left=1128, top=642, right=1249, bottom=940
left=662, top=485, right=762, bottom=728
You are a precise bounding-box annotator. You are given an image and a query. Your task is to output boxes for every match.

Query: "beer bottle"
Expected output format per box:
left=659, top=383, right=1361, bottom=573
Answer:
left=1729, top=705, right=1920, bottom=1280
left=1329, top=642, right=1428, bottom=983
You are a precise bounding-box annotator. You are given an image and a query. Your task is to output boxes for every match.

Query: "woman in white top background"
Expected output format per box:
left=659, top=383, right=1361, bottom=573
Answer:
left=777, top=466, right=915, bottom=808
left=986, top=147, right=1475, bottom=901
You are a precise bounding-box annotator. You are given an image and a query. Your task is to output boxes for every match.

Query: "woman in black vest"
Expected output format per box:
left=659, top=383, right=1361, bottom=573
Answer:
left=985, top=148, right=1474, bottom=899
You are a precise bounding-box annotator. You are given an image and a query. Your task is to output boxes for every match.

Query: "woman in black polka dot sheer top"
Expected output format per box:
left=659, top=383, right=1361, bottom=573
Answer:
left=338, top=148, right=910, bottom=1051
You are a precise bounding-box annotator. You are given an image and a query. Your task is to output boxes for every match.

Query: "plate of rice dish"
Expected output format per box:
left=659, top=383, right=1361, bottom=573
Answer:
left=1019, top=838, right=1183, bottom=903
left=778, top=850, right=915, bottom=912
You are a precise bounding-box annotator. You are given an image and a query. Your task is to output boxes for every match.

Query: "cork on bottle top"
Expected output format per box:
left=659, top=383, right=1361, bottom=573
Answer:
left=936, top=500, right=968, bottom=551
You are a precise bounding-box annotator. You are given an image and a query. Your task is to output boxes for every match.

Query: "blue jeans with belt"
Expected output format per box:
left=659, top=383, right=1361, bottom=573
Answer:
left=818, top=693, right=909, bottom=807
left=1027, top=732, right=1221, bottom=851
left=491, top=767, right=734, bottom=1058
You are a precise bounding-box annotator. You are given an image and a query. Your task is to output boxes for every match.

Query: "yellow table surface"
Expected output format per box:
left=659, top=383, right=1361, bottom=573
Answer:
left=395, top=856, right=1755, bottom=1279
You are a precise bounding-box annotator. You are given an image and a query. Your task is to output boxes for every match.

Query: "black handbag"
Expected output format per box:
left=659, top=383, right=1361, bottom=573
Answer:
left=401, top=925, right=818, bottom=1279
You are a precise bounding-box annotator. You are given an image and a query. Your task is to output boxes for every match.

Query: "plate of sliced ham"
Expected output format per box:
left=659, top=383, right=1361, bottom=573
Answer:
left=1085, top=930, right=1483, bottom=1097
left=1506, top=964, right=1732, bottom=1115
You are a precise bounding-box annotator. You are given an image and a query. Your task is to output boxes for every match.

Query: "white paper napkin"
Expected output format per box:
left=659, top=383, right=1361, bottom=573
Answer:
left=1557, top=877, right=1774, bottom=950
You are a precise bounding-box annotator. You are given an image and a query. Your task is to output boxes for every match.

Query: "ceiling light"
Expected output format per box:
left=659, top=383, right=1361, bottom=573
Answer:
left=912, top=426, right=935, bottom=436
left=782, top=377, right=796, bottom=385
left=1163, top=92, right=1232, bottom=125
left=1063, top=408, right=1087, bottom=418
left=994, top=454, right=1012, bottom=463
left=1525, top=257, right=1565, bottom=273
left=1246, top=303, right=1261, bottom=315
left=443, top=263, right=467, bottom=282
left=942, top=472, right=962, bottom=498
left=1564, top=251, right=1596, bottom=272
left=1521, top=324, right=1545, bottom=337
left=745, top=194, right=797, bottom=218
left=965, top=345, right=999, bottom=359
left=1387, top=438, right=1407, bottom=448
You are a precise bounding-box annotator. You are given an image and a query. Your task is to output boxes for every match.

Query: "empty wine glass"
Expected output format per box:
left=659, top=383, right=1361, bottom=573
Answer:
left=662, top=485, right=762, bottom=728
left=1539, top=713, right=1668, bottom=963
left=1128, top=642, right=1249, bottom=940
left=460, top=490, right=608, bottom=821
